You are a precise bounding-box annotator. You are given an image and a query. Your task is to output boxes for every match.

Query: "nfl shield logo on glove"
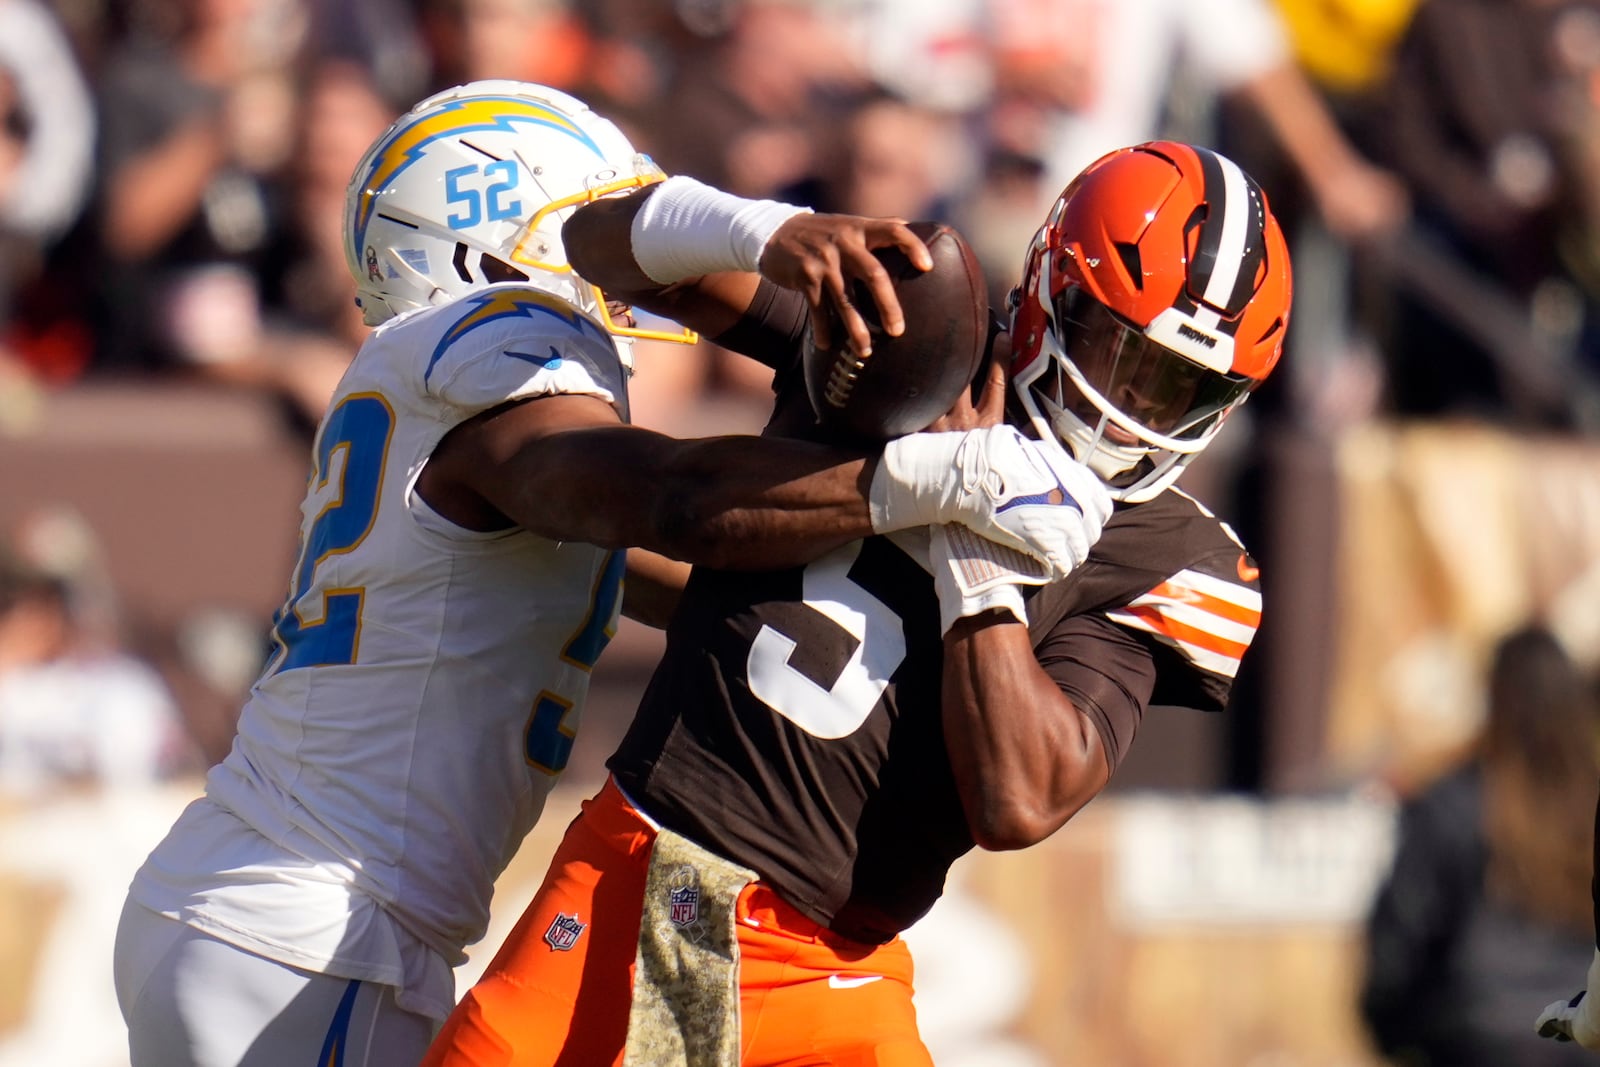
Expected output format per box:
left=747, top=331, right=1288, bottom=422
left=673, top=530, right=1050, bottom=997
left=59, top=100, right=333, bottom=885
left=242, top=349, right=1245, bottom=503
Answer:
left=543, top=912, right=586, bottom=952
left=669, top=885, right=699, bottom=927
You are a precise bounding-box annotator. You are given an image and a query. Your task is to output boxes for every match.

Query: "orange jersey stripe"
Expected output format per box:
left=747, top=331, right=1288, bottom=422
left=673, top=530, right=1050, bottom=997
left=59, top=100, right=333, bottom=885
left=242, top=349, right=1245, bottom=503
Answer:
left=1121, top=604, right=1252, bottom=660
left=1141, top=578, right=1261, bottom=628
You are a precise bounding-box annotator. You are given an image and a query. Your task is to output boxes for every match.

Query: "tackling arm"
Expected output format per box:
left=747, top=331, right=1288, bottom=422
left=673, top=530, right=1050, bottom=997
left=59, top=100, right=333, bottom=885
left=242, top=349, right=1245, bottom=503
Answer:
left=564, top=188, right=758, bottom=339
left=564, top=179, right=932, bottom=356
left=424, top=393, right=876, bottom=572
left=423, top=390, right=1118, bottom=580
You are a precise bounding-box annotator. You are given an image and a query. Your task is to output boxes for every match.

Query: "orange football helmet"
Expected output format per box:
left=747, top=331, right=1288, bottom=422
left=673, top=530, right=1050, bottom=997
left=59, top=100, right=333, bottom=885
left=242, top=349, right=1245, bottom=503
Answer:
left=1010, top=141, right=1293, bottom=502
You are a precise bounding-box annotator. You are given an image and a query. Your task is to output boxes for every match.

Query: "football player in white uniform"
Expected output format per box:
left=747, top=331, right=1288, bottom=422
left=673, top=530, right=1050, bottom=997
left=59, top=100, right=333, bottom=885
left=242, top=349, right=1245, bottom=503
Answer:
left=110, top=81, right=1101, bottom=1067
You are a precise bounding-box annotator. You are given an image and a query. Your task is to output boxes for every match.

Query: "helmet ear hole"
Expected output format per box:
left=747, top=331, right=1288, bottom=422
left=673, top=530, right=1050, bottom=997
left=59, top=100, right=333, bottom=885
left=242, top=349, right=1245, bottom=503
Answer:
left=481, top=255, right=529, bottom=284
left=1114, top=242, right=1142, bottom=290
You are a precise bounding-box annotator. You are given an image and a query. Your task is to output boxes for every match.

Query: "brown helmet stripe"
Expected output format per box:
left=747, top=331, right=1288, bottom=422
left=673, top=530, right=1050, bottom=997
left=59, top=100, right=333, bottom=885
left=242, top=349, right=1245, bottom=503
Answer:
left=1188, top=146, right=1267, bottom=329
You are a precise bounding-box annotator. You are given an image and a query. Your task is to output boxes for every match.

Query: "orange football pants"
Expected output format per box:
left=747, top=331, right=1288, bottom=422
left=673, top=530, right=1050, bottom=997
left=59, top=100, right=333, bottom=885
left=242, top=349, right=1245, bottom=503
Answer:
left=422, top=776, right=932, bottom=1067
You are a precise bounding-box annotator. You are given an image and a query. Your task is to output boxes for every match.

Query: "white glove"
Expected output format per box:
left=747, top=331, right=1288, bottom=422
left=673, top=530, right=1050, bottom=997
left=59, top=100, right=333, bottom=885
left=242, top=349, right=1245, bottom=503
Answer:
left=869, top=425, right=1112, bottom=582
left=928, top=523, right=1047, bottom=635
left=1537, top=949, right=1600, bottom=1048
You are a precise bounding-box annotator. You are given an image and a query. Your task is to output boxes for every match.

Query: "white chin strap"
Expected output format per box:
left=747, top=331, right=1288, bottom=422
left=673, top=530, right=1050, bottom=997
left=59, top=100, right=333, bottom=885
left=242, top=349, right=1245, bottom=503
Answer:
left=1047, top=399, right=1151, bottom=480
left=1086, top=430, right=1151, bottom=483
left=1038, top=394, right=1195, bottom=503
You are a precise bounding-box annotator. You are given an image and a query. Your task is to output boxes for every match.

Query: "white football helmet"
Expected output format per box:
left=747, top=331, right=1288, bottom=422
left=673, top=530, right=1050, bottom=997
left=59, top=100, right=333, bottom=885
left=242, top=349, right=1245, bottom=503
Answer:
left=343, top=79, right=689, bottom=343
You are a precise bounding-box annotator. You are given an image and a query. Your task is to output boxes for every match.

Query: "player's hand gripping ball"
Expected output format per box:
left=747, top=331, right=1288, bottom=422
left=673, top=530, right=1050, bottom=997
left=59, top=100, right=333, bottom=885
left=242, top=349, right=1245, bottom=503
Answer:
left=802, top=221, right=989, bottom=442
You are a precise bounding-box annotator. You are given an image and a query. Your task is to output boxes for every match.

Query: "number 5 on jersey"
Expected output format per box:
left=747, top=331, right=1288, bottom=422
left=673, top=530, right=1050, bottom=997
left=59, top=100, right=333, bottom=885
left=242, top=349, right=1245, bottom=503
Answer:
left=747, top=543, right=907, bottom=739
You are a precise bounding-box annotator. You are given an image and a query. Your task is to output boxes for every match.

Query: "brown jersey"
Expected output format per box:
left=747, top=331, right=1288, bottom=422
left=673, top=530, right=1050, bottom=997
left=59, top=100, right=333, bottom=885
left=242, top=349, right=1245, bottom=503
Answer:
left=607, top=283, right=1262, bottom=943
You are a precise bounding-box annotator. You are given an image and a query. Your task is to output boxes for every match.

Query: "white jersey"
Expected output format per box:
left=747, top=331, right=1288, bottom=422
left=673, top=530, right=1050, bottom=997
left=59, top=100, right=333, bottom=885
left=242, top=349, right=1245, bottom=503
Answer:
left=128, top=283, right=630, bottom=1020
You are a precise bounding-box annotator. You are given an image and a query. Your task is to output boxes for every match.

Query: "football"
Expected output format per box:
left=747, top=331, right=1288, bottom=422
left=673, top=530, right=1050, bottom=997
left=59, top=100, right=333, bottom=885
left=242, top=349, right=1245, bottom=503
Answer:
left=802, top=220, right=990, bottom=442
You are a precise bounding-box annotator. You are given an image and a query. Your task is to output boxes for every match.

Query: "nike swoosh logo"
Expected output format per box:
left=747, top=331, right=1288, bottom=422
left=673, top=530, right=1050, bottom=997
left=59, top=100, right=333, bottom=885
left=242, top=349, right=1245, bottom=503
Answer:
left=995, top=486, right=1078, bottom=514
left=828, top=974, right=883, bottom=989
left=504, top=347, right=565, bottom=369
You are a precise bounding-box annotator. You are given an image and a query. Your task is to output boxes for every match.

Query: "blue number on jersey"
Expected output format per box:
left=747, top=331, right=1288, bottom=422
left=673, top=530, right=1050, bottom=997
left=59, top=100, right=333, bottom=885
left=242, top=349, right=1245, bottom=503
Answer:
left=561, top=549, right=624, bottom=670
left=525, top=691, right=575, bottom=775
left=524, top=549, right=625, bottom=775
left=272, top=393, right=395, bottom=672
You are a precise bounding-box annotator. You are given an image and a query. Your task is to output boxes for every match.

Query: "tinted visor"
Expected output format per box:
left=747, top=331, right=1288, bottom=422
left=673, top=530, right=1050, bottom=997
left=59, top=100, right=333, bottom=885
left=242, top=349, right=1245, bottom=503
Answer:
left=1033, top=287, right=1252, bottom=441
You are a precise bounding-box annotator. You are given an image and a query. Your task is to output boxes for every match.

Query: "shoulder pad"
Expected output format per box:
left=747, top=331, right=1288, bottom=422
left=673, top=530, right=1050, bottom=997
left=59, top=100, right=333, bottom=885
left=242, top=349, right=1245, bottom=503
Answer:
left=421, top=286, right=628, bottom=418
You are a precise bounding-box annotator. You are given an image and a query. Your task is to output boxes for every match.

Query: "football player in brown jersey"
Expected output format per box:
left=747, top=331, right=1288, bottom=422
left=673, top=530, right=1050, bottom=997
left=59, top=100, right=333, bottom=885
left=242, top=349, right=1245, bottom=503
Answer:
left=424, top=142, right=1292, bottom=1067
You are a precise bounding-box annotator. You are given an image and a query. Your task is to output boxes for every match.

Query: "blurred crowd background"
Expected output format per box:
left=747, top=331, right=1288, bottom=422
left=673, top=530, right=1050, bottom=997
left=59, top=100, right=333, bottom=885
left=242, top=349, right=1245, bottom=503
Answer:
left=2, top=0, right=1600, bottom=1064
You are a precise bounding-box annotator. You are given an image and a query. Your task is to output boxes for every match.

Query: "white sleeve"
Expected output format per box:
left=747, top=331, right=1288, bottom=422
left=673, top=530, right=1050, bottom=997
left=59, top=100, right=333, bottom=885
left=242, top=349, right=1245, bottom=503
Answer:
left=1175, top=0, right=1289, bottom=93
left=421, top=287, right=630, bottom=420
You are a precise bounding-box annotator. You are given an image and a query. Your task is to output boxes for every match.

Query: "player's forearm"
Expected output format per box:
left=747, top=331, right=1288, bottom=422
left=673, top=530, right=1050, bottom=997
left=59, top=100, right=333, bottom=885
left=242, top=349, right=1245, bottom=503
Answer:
left=641, top=434, right=883, bottom=568
left=564, top=185, right=762, bottom=338
left=502, top=425, right=878, bottom=569
left=941, top=617, right=1107, bottom=851
left=565, top=188, right=663, bottom=293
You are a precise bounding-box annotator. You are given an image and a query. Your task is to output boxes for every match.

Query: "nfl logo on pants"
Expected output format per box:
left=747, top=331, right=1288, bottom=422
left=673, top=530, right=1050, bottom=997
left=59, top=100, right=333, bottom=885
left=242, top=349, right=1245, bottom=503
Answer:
left=543, top=912, right=586, bottom=952
left=669, top=886, right=699, bottom=927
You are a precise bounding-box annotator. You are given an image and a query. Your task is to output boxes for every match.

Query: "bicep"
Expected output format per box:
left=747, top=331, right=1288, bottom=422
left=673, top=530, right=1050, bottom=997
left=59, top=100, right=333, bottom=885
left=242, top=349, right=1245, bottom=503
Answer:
left=1035, top=614, right=1158, bottom=775
left=439, top=392, right=647, bottom=544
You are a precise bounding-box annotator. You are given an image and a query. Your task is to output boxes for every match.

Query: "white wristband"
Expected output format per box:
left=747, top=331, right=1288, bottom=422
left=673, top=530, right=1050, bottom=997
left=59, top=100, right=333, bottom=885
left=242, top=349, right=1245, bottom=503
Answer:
left=931, top=524, right=1028, bottom=635
left=629, top=175, right=812, bottom=284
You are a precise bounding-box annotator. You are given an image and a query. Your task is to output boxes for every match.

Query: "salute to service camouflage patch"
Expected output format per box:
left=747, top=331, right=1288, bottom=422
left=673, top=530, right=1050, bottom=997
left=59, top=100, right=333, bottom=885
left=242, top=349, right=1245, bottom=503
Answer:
left=623, top=829, right=757, bottom=1067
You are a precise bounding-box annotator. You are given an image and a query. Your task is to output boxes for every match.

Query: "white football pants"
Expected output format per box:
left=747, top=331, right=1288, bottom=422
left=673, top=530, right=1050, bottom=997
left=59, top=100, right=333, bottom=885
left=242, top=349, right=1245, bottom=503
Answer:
left=113, top=899, right=437, bottom=1067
